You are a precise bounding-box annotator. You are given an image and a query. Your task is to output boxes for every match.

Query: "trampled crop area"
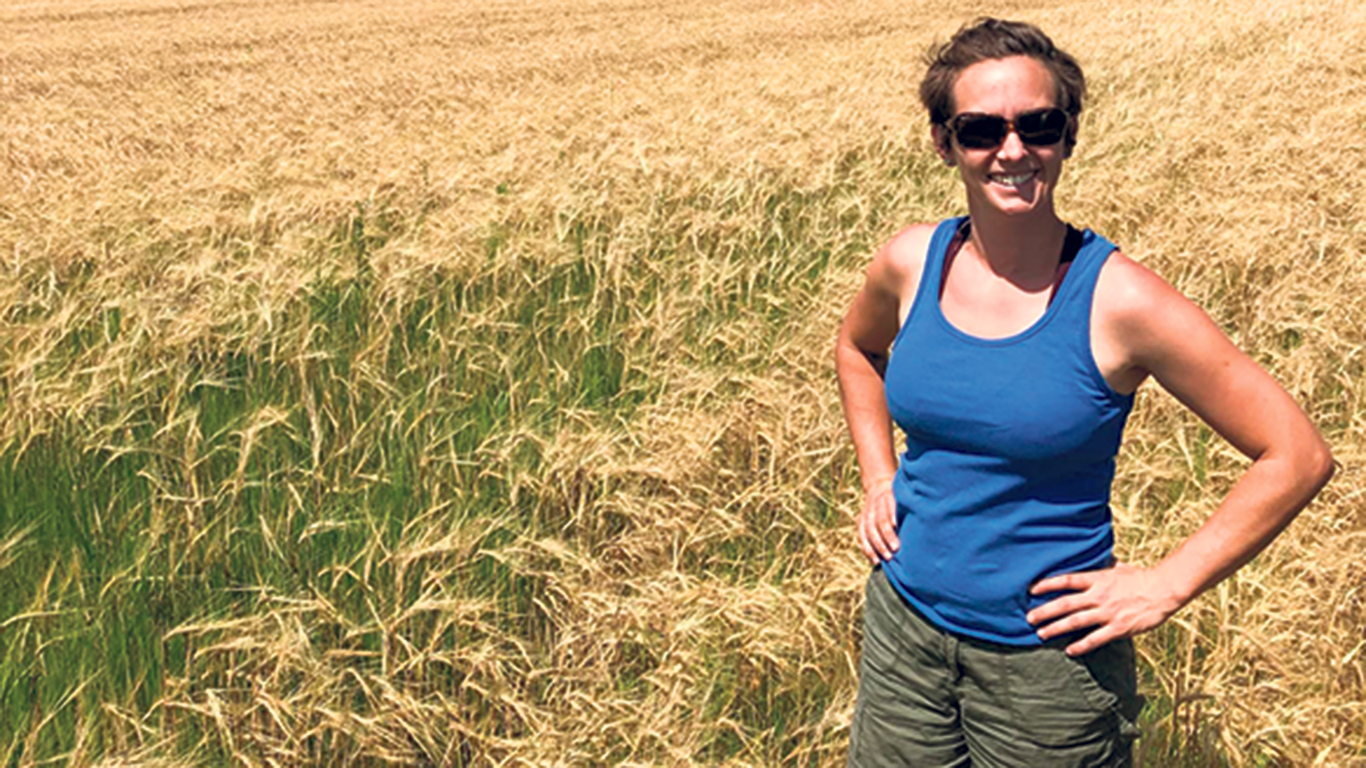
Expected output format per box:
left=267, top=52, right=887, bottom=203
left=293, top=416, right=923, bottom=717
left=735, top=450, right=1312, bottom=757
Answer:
left=2, top=0, right=1364, bottom=764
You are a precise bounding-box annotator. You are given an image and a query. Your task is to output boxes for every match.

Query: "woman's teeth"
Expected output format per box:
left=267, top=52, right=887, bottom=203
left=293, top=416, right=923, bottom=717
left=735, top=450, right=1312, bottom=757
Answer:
left=990, top=172, right=1035, bottom=187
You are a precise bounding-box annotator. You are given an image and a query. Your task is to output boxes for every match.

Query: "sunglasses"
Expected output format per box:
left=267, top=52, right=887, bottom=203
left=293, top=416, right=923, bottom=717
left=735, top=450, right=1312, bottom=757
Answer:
left=947, top=108, right=1068, bottom=150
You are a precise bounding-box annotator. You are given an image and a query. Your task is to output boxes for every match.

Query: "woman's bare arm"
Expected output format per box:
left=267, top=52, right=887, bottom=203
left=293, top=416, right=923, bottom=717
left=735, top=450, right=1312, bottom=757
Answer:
left=1028, top=254, right=1334, bottom=654
left=835, top=225, right=933, bottom=564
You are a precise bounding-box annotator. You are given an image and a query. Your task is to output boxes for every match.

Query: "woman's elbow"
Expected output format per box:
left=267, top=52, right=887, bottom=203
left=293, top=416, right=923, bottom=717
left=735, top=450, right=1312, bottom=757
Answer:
left=1290, top=433, right=1335, bottom=499
left=1308, top=437, right=1336, bottom=489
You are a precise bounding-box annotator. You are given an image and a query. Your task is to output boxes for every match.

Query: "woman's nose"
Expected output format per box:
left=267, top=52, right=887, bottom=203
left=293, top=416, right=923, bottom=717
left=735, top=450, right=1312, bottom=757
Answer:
left=997, top=128, right=1028, bottom=160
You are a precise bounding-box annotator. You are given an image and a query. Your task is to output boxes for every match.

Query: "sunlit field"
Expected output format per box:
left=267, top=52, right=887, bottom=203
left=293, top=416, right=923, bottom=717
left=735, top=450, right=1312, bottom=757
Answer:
left=1, top=0, right=1364, bottom=764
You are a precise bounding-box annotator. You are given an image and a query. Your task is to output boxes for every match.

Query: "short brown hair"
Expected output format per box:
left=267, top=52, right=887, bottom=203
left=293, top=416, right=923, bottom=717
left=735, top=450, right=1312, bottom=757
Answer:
left=920, top=19, right=1086, bottom=154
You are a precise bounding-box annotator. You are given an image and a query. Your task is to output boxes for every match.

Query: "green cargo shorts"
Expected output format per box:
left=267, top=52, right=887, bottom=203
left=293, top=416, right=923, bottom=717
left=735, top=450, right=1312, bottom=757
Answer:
left=849, top=568, right=1144, bottom=767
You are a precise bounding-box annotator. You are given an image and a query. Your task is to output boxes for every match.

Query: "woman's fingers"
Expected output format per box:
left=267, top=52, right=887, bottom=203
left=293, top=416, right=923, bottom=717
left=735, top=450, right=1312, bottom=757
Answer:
left=857, top=493, right=899, bottom=563
left=1025, top=593, right=1090, bottom=627
left=867, top=509, right=891, bottom=561
left=1065, top=625, right=1123, bottom=657
left=1026, top=564, right=1180, bottom=653
left=858, top=509, right=886, bottom=563
left=1030, top=569, right=1099, bottom=596
left=873, top=499, right=899, bottom=556
left=857, top=515, right=877, bottom=564
left=1033, top=608, right=1104, bottom=641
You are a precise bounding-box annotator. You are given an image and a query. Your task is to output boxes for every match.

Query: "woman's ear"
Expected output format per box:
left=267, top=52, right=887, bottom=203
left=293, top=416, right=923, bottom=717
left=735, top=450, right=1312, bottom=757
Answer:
left=932, top=124, right=956, bottom=167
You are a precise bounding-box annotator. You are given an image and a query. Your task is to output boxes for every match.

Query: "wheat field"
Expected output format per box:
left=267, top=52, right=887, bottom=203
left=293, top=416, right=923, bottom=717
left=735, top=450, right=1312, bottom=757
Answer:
left=1, top=0, right=1364, bottom=765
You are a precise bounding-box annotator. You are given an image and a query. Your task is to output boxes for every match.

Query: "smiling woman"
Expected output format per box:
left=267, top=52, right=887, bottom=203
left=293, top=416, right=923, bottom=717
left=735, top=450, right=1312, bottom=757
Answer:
left=834, top=17, right=1335, bottom=766
left=935, top=56, right=1068, bottom=222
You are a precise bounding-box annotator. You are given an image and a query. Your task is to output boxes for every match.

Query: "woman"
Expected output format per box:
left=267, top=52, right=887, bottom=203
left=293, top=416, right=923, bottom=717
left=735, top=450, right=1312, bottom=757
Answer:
left=834, top=18, right=1334, bottom=766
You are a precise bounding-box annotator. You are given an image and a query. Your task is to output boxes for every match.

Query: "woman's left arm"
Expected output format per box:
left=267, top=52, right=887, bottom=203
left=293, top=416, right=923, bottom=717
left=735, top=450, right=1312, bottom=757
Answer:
left=1027, top=254, right=1335, bottom=656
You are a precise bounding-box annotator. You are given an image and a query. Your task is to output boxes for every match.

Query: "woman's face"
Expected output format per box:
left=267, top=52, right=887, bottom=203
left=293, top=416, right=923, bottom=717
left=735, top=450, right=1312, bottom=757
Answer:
left=936, top=55, right=1067, bottom=219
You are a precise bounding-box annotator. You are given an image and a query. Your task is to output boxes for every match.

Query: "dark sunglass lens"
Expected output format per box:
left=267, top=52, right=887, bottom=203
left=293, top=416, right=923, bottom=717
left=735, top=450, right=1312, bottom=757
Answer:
left=1016, top=109, right=1067, bottom=145
left=953, top=115, right=1007, bottom=149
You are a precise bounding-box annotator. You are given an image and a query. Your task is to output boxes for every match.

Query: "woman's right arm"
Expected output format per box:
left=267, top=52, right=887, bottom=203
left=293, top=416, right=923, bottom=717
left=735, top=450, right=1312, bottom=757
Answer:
left=835, top=225, right=932, bottom=565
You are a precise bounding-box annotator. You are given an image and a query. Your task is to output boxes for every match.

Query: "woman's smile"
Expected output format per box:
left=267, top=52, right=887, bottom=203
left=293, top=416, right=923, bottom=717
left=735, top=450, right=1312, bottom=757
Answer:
left=987, top=170, right=1039, bottom=188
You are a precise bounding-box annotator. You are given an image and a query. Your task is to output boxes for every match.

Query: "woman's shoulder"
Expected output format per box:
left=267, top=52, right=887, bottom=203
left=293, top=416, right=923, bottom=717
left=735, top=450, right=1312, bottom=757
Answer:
left=1092, top=247, right=1226, bottom=379
left=1089, top=248, right=1198, bottom=394
left=1093, top=249, right=1188, bottom=328
left=866, top=222, right=942, bottom=309
left=881, top=222, right=940, bottom=264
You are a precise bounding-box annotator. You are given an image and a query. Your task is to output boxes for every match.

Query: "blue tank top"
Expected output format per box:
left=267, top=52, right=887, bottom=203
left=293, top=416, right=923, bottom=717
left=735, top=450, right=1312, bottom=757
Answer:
left=882, top=216, right=1133, bottom=646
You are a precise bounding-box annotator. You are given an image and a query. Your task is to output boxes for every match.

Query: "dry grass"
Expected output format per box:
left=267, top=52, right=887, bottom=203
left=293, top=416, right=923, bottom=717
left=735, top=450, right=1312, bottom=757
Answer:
left=1, top=0, right=1364, bottom=765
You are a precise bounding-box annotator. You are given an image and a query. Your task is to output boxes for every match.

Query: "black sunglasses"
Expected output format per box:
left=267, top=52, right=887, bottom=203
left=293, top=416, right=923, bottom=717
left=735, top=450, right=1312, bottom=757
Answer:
left=947, top=108, right=1068, bottom=150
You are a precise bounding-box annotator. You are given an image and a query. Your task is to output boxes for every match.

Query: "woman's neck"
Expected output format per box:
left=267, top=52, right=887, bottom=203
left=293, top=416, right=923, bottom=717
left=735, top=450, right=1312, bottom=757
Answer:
left=963, top=203, right=1069, bottom=283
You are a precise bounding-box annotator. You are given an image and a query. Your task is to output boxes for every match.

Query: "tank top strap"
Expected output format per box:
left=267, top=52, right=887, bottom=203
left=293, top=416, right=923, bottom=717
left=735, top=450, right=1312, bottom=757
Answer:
left=896, top=217, right=968, bottom=347
left=1047, top=228, right=1120, bottom=344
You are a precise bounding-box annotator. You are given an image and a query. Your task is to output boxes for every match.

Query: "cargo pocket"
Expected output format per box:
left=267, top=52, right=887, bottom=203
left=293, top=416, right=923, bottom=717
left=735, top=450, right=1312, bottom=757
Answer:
left=1004, top=638, right=1141, bottom=750
left=1076, top=638, right=1145, bottom=742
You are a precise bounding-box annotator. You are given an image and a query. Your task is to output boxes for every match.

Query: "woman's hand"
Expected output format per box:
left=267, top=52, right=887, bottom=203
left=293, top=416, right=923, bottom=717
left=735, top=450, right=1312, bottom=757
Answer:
left=857, top=478, right=899, bottom=564
left=1026, top=563, right=1185, bottom=656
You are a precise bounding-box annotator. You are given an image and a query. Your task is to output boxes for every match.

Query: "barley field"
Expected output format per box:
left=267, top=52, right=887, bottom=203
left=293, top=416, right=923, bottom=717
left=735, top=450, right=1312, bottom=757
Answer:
left=1, top=0, right=1363, bottom=764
